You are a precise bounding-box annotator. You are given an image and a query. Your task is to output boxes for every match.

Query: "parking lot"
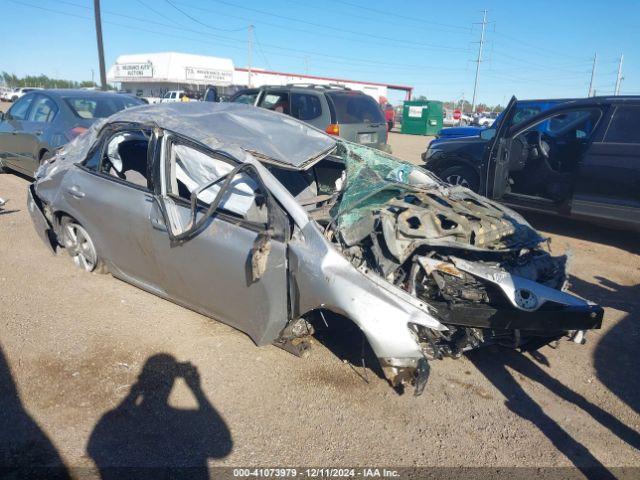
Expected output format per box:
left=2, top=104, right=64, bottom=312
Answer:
left=1, top=97, right=638, bottom=476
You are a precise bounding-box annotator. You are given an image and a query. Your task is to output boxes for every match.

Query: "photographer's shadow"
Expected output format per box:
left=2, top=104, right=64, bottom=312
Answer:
left=87, top=354, right=232, bottom=480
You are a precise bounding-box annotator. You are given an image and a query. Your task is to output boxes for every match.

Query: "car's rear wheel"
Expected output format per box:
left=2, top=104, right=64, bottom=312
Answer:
left=440, top=165, right=480, bottom=192
left=60, top=217, right=107, bottom=273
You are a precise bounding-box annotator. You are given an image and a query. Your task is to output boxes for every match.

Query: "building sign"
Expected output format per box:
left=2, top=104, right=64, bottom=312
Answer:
left=185, top=66, right=233, bottom=84
left=112, top=62, right=154, bottom=78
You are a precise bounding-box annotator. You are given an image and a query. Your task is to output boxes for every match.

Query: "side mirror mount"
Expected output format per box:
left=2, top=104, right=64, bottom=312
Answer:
left=480, top=128, right=496, bottom=141
left=0, top=112, right=5, bottom=122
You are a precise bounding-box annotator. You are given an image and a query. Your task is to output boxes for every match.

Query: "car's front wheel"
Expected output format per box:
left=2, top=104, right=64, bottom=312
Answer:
left=60, top=217, right=107, bottom=273
left=440, top=164, right=480, bottom=192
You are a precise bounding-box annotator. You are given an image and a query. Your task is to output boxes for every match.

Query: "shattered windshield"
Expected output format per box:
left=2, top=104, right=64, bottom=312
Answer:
left=332, top=141, right=440, bottom=231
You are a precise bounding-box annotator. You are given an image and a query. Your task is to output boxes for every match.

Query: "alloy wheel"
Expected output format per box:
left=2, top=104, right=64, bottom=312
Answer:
left=63, top=223, right=98, bottom=272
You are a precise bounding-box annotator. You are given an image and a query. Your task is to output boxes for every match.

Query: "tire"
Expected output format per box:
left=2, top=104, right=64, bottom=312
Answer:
left=59, top=217, right=108, bottom=274
left=439, top=164, right=480, bottom=192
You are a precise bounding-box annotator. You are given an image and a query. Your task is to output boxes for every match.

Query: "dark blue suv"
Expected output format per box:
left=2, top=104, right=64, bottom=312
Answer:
left=423, top=96, right=640, bottom=231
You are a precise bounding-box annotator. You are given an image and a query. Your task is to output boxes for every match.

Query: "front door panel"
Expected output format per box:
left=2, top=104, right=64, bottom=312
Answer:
left=149, top=201, right=289, bottom=346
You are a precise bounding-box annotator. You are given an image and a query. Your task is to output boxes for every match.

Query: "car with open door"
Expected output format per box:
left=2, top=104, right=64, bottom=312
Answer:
left=481, top=96, right=640, bottom=231
left=28, top=102, right=603, bottom=396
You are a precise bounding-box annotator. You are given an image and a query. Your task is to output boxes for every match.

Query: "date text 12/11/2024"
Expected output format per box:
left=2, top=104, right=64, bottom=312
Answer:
left=232, top=468, right=400, bottom=478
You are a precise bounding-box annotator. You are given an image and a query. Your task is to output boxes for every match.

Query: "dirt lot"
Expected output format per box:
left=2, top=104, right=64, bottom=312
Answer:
left=0, top=125, right=639, bottom=477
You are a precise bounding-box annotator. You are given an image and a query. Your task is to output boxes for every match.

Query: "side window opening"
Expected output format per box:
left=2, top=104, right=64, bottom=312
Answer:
left=28, top=96, right=58, bottom=123
left=7, top=95, right=35, bottom=120
left=604, top=106, right=640, bottom=144
left=100, top=129, right=152, bottom=189
left=258, top=92, right=290, bottom=115
left=166, top=143, right=268, bottom=225
left=291, top=93, right=322, bottom=121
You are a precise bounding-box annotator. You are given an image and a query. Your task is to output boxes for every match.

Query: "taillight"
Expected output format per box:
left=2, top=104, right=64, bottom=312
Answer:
left=66, top=126, right=88, bottom=141
left=325, top=124, right=340, bottom=135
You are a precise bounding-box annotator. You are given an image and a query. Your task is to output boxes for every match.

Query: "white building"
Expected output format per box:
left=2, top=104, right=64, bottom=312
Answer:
left=108, top=52, right=412, bottom=102
left=107, top=52, right=234, bottom=99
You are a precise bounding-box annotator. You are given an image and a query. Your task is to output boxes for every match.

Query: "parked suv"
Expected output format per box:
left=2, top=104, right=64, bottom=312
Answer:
left=424, top=96, right=640, bottom=230
left=230, top=84, right=390, bottom=151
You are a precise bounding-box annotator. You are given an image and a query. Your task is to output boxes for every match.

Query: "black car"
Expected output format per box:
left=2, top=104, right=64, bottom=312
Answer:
left=0, top=89, right=144, bottom=177
left=423, top=96, right=640, bottom=230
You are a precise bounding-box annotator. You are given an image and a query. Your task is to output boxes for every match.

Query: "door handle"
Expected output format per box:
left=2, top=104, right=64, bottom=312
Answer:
left=150, top=217, right=167, bottom=232
left=35, top=130, right=43, bottom=136
left=66, top=186, right=85, bottom=198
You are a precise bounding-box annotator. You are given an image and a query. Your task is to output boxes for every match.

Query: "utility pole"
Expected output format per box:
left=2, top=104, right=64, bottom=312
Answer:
left=93, top=0, right=107, bottom=90
left=471, top=9, right=487, bottom=113
left=247, top=24, right=254, bottom=88
left=587, top=53, right=597, bottom=97
left=615, top=53, right=624, bottom=95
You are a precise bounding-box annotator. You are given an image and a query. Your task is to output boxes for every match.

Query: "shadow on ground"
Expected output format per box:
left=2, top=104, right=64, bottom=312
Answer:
left=524, top=212, right=639, bottom=254
left=87, top=353, right=232, bottom=480
left=568, top=275, right=640, bottom=417
left=0, top=344, right=70, bottom=479
left=469, top=347, right=640, bottom=479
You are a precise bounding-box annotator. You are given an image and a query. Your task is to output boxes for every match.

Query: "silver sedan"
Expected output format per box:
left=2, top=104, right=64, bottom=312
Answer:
left=28, top=102, right=603, bottom=395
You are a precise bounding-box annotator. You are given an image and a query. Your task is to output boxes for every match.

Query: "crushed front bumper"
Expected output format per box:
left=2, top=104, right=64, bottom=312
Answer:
left=27, top=184, right=56, bottom=254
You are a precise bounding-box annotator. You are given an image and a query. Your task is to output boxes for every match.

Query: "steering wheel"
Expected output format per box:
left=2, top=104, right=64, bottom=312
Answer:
left=536, top=131, right=551, bottom=159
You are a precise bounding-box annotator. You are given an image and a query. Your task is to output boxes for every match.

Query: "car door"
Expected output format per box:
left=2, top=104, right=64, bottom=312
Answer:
left=483, top=96, right=518, bottom=199
left=149, top=135, right=290, bottom=345
left=0, top=93, right=36, bottom=170
left=61, top=126, right=165, bottom=292
left=572, top=104, right=640, bottom=226
left=14, top=93, right=59, bottom=174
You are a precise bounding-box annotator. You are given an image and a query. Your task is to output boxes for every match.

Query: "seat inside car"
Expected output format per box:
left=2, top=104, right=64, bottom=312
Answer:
left=103, top=131, right=150, bottom=188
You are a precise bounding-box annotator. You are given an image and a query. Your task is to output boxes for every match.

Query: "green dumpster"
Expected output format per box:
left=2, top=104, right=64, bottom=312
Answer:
left=400, top=100, right=443, bottom=135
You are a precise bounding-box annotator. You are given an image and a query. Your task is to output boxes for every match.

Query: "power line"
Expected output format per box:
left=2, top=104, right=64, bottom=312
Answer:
left=9, top=0, right=470, bottom=81
left=253, top=27, right=272, bottom=71
left=164, top=0, right=247, bottom=32
left=325, top=0, right=470, bottom=32
left=179, top=0, right=469, bottom=52
left=136, top=0, right=187, bottom=27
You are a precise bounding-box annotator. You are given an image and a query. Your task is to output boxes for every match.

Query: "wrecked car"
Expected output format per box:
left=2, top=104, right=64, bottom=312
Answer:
left=28, top=102, right=603, bottom=395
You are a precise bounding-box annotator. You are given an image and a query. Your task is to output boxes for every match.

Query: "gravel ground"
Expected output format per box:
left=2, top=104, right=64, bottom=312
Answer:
left=0, top=125, right=638, bottom=478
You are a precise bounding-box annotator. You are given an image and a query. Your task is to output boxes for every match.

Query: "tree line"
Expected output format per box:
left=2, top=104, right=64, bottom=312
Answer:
left=1, top=72, right=98, bottom=89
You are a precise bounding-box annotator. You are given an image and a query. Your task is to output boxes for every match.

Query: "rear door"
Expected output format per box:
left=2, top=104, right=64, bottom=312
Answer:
left=62, top=126, right=164, bottom=291
left=289, top=91, right=327, bottom=129
left=0, top=94, right=36, bottom=171
left=16, top=93, right=59, bottom=174
left=325, top=91, right=387, bottom=148
left=150, top=135, right=290, bottom=345
left=572, top=104, right=640, bottom=226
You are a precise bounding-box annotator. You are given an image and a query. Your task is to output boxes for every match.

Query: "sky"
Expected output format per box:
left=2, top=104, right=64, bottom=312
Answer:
left=1, top=0, right=638, bottom=106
